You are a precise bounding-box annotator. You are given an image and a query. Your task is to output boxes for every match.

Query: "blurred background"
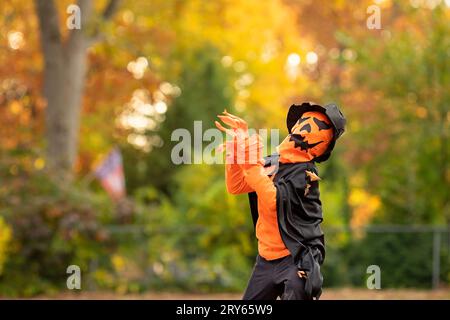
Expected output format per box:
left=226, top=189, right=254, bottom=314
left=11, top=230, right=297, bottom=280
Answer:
left=0, top=0, right=449, bottom=299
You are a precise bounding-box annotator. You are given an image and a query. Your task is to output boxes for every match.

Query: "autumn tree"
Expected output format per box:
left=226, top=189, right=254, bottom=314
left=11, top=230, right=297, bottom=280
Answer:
left=34, top=0, right=121, bottom=179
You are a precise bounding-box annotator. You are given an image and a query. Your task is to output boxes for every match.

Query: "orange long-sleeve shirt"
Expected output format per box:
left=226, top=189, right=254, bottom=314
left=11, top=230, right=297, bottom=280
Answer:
left=225, top=163, right=290, bottom=260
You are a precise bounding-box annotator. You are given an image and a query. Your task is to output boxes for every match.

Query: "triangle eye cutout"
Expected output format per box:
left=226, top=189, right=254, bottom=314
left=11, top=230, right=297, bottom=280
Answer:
left=299, top=123, right=311, bottom=133
left=313, top=117, right=332, bottom=130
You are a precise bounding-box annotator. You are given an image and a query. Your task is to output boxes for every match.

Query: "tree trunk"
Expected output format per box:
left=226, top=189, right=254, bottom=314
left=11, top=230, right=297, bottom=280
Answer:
left=42, top=40, right=89, bottom=179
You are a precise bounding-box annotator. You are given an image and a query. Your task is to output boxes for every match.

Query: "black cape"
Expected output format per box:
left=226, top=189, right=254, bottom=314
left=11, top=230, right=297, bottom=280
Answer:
left=248, top=154, right=324, bottom=299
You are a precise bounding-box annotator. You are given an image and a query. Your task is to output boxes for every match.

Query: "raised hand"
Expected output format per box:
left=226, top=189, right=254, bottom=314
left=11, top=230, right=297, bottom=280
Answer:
left=215, top=109, right=248, bottom=139
left=215, top=110, right=264, bottom=166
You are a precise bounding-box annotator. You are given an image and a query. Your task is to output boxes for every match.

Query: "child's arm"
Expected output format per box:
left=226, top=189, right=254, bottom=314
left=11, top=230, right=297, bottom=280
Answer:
left=225, top=163, right=254, bottom=194
left=242, top=165, right=277, bottom=213
left=224, top=137, right=254, bottom=194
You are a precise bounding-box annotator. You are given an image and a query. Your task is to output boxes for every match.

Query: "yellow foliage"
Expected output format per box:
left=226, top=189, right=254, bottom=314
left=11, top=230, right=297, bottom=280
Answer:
left=173, top=0, right=317, bottom=129
left=111, top=254, right=126, bottom=272
left=34, top=157, right=45, bottom=170
left=349, top=188, right=381, bottom=231
left=0, top=217, right=12, bottom=275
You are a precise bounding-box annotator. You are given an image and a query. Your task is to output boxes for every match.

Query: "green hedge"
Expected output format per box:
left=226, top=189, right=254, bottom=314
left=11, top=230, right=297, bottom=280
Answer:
left=322, top=231, right=450, bottom=288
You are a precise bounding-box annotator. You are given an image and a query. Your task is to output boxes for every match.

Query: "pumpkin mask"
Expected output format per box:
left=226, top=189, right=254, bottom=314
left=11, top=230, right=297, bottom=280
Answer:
left=278, top=111, right=334, bottom=163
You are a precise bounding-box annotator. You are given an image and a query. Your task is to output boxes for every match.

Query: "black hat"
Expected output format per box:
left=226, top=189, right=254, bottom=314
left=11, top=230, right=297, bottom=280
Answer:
left=286, top=102, right=346, bottom=162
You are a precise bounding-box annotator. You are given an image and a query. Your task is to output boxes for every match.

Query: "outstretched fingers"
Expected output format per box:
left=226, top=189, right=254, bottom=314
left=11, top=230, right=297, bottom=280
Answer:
left=217, top=115, right=239, bottom=128
left=222, top=110, right=248, bottom=129
left=215, top=121, right=236, bottom=137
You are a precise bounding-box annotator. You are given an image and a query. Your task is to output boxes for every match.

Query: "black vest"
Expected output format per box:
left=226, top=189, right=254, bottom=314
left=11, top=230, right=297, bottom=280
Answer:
left=247, top=154, right=324, bottom=299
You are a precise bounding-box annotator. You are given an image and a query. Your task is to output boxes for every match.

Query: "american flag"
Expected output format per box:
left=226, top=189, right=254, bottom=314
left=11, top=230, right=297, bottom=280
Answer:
left=94, top=148, right=126, bottom=200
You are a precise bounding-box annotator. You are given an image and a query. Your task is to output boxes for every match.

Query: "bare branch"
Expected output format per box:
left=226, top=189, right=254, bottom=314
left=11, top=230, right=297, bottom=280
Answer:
left=85, top=0, right=121, bottom=45
left=102, top=0, right=121, bottom=21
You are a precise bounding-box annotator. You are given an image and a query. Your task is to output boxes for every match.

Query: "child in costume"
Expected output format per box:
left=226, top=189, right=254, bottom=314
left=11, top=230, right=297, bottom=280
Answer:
left=215, top=102, right=346, bottom=300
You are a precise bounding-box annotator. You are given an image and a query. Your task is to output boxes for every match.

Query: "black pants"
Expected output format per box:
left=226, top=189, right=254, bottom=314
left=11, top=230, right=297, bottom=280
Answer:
left=242, top=254, right=308, bottom=300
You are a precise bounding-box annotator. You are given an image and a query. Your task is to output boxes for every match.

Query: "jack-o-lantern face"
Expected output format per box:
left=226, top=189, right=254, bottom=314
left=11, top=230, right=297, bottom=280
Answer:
left=278, top=111, right=334, bottom=163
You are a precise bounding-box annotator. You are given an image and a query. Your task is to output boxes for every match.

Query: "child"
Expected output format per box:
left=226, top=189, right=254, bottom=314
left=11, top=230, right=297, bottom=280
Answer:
left=215, top=102, right=346, bottom=300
